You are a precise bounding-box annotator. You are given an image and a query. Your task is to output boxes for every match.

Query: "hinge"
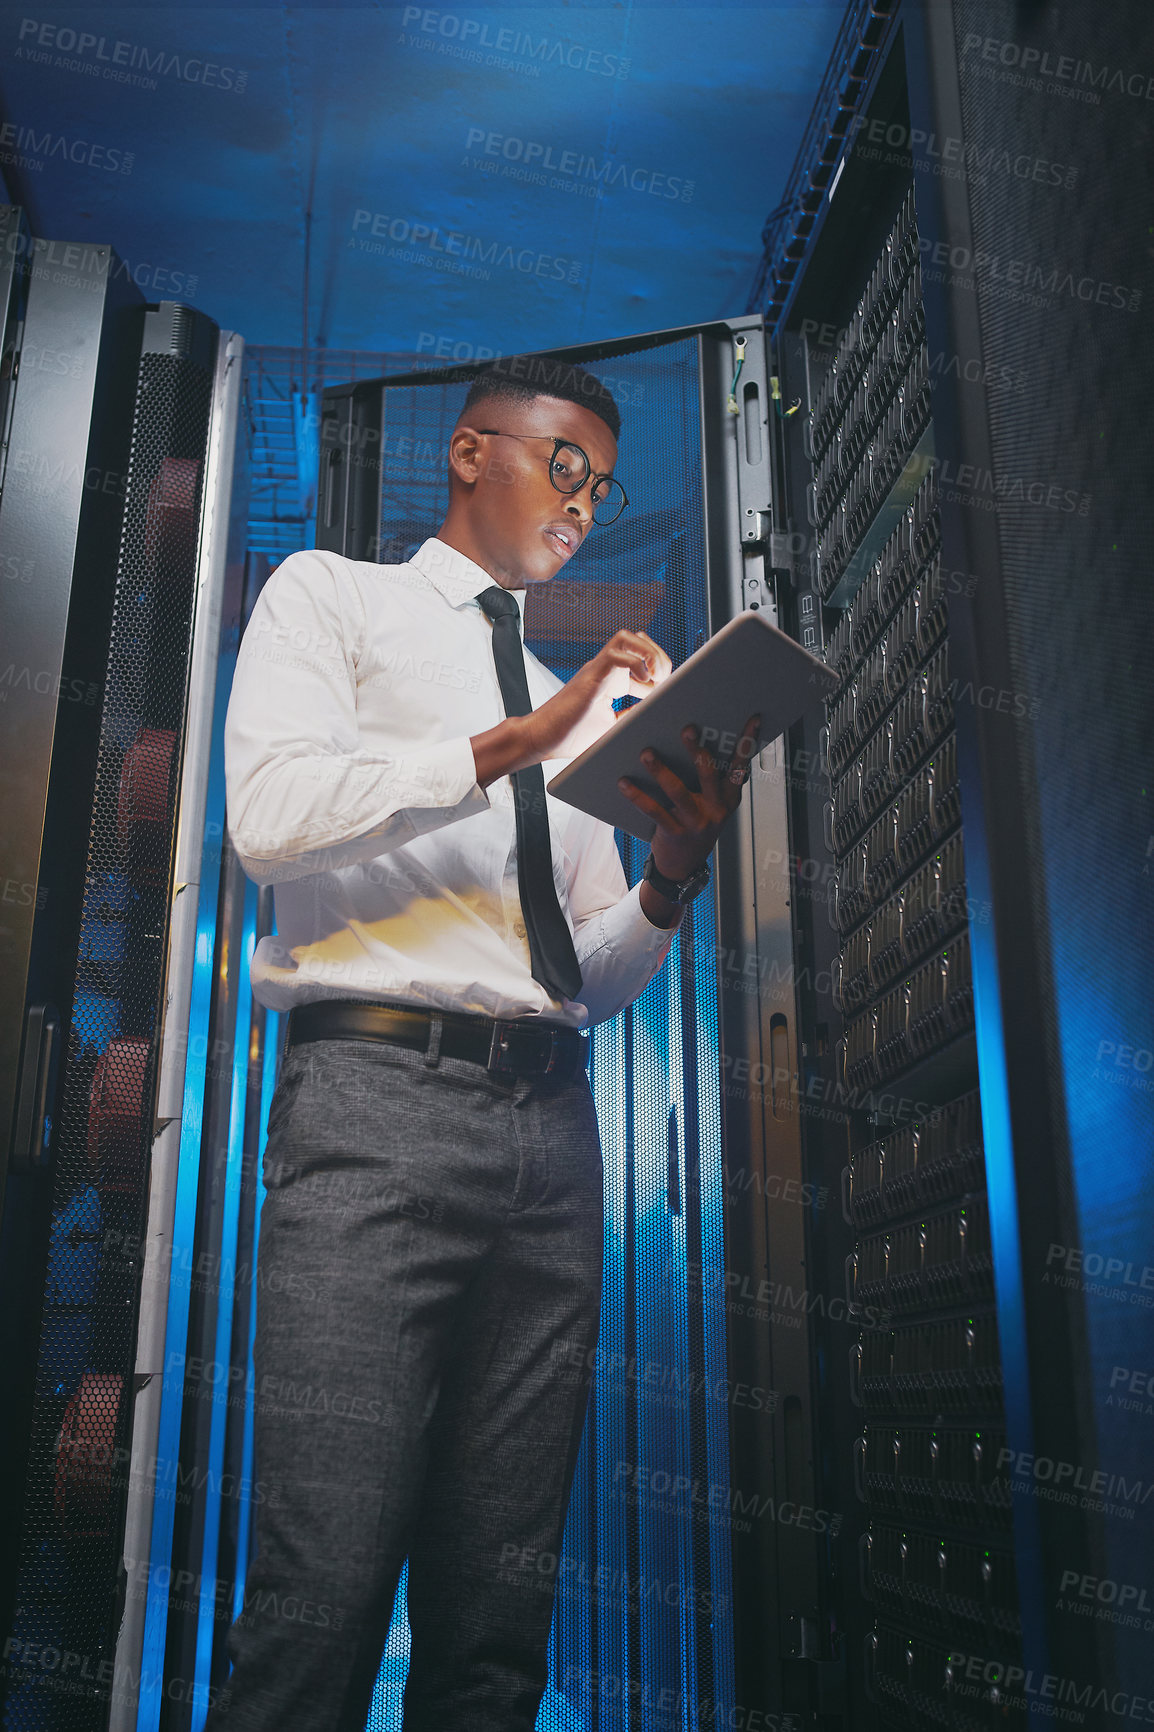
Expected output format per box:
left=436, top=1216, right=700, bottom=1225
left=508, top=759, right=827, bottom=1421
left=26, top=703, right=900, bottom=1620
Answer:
left=742, top=507, right=772, bottom=546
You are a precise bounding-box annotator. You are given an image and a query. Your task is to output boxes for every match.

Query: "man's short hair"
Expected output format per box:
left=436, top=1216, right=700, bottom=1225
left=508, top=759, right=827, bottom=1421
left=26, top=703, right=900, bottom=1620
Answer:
left=459, top=355, right=621, bottom=442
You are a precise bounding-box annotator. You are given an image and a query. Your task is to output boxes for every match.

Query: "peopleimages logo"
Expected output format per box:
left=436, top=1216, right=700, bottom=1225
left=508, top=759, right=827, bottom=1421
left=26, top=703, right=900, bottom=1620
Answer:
left=412, top=333, right=647, bottom=406
left=15, top=17, right=248, bottom=92
left=400, top=7, right=631, bottom=79
left=463, top=127, right=694, bottom=202
left=1, top=233, right=198, bottom=299
left=847, top=115, right=1077, bottom=190
left=916, top=237, right=1141, bottom=313
left=960, top=32, right=1154, bottom=103
left=0, top=121, right=133, bottom=174
left=349, top=210, right=581, bottom=284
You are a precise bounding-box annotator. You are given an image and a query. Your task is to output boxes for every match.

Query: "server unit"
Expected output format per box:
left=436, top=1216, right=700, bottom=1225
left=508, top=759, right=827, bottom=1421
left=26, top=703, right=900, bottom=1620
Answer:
left=0, top=228, right=244, bottom=1731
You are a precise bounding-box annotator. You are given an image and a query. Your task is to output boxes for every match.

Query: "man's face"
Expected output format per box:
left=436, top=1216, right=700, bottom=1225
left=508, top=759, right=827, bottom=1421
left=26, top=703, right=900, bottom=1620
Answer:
left=454, top=393, right=619, bottom=585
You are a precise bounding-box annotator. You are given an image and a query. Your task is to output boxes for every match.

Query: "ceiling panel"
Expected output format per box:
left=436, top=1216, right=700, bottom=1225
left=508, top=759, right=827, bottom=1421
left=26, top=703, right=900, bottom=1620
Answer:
left=0, top=2, right=846, bottom=353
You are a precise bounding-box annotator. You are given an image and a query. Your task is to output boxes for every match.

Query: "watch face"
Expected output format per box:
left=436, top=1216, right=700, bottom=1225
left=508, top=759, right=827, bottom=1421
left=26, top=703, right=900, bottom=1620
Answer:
left=682, top=866, right=709, bottom=900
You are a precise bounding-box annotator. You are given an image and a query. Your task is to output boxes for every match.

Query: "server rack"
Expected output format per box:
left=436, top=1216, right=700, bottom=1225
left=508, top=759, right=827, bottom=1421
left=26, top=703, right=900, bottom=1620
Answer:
left=0, top=249, right=244, bottom=1731
left=780, top=181, right=1013, bottom=1726
left=764, top=81, right=1033, bottom=1732
left=747, top=0, right=1154, bottom=1726
left=0, top=225, right=147, bottom=1705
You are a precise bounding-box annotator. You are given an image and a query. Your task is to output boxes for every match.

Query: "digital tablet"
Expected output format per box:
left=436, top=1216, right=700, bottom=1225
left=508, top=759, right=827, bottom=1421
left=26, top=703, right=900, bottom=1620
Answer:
left=545, top=609, right=840, bottom=842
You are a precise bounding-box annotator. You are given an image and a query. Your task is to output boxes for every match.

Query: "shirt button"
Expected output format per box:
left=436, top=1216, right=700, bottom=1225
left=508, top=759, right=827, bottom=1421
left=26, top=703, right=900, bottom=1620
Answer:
left=513, top=919, right=526, bottom=939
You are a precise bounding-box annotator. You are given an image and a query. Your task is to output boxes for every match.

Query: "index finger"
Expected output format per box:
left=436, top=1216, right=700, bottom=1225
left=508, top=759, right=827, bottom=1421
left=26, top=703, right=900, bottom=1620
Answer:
left=632, top=632, right=672, bottom=684
left=612, top=630, right=670, bottom=690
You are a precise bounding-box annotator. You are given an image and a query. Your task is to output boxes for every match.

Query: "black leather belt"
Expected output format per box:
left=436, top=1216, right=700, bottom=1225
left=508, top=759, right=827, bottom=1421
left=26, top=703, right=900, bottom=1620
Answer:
left=284, top=998, right=590, bottom=1079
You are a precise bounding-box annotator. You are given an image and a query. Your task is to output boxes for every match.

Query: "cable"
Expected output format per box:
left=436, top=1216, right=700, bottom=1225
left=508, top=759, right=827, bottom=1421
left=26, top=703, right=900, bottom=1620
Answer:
left=726, top=335, right=747, bottom=415
left=770, top=374, right=801, bottom=418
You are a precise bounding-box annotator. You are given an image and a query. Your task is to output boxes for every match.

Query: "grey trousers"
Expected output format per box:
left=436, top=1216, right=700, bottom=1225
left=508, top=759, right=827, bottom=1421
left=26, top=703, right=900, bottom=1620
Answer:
left=203, top=1024, right=604, bottom=1732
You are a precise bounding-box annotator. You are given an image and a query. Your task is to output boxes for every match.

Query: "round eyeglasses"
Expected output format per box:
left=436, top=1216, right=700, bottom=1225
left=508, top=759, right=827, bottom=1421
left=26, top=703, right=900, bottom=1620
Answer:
left=477, top=429, right=629, bottom=525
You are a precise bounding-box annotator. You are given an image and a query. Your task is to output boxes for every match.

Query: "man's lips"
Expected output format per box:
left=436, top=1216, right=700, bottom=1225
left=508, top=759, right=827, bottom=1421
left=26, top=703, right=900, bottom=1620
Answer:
left=543, top=524, right=579, bottom=559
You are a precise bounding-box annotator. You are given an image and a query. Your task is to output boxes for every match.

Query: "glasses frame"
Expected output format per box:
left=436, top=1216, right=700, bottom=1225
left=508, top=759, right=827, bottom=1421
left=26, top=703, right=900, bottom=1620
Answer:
left=476, top=428, right=629, bottom=525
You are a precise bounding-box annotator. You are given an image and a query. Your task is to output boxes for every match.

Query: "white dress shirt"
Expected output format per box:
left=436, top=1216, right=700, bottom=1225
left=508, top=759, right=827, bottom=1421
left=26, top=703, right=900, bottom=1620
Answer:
left=223, top=536, right=677, bottom=1028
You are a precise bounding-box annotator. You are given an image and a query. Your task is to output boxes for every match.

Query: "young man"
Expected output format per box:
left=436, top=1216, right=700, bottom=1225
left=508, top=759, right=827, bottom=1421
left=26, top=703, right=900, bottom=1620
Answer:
left=213, top=357, right=758, bottom=1731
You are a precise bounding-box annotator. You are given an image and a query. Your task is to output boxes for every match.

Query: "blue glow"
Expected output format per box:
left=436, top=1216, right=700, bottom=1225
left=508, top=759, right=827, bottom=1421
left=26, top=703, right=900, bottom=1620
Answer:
left=137, top=624, right=237, bottom=1731
left=969, top=889, right=1045, bottom=1562
left=959, top=771, right=1048, bottom=1676
left=633, top=962, right=689, bottom=1714
left=689, top=916, right=736, bottom=1713
left=589, top=1006, right=631, bottom=1729
left=190, top=891, right=256, bottom=1732
left=232, top=1008, right=279, bottom=1624
left=367, top=1565, right=412, bottom=1726
left=137, top=896, right=218, bottom=1729
left=1040, top=834, right=1154, bottom=1652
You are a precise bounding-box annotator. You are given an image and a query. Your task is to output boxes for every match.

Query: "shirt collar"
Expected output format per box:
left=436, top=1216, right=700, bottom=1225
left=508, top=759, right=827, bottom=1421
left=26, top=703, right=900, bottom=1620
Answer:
left=408, top=537, right=529, bottom=627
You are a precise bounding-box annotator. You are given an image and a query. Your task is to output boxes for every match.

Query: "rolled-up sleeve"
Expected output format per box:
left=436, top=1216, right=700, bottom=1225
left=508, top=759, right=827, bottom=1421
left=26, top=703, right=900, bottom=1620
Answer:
left=224, top=550, right=490, bottom=885
left=564, top=807, right=679, bottom=1028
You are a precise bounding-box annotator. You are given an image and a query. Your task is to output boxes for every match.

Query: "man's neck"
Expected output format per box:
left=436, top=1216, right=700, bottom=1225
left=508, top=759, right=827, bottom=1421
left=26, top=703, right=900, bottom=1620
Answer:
left=433, top=519, right=525, bottom=591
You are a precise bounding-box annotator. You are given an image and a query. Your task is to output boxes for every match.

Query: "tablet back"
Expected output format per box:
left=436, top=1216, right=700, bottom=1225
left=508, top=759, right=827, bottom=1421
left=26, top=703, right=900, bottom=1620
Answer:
left=546, top=608, right=839, bottom=840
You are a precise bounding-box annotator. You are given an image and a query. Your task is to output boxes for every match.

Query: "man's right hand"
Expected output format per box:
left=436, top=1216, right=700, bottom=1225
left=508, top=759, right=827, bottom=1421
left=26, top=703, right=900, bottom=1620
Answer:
left=471, top=629, right=672, bottom=790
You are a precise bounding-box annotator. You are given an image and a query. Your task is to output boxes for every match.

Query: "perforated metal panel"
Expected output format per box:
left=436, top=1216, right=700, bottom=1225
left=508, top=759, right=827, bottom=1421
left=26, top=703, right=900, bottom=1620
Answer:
left=4, top=313, right=216, bottom=1732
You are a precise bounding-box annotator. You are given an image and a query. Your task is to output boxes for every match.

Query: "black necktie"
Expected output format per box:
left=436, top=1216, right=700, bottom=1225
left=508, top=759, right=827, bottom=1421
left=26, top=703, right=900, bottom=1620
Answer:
left=476, top=585, right=583, bottom=1003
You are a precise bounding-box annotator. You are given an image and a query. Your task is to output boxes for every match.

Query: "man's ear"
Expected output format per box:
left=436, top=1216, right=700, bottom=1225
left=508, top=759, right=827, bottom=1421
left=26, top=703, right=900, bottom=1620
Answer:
left=448, top=425, right=484, bottom=488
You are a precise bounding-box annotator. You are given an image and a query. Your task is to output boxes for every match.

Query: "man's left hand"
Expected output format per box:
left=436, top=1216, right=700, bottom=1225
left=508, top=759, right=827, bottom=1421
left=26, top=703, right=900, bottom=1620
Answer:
left=617, top=711, right=762, bottom=881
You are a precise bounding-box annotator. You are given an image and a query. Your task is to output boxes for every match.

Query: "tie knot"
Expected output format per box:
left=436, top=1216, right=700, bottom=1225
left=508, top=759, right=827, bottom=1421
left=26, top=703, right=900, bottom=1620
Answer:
left=477, top=584, right=520, bottom=624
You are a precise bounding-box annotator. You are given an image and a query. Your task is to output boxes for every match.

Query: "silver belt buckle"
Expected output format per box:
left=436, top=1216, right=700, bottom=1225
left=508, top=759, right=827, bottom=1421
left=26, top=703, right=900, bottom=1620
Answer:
left=487, top=1020, right=559, bottom=1075
left=487, top=1020, right=514, bottom=1073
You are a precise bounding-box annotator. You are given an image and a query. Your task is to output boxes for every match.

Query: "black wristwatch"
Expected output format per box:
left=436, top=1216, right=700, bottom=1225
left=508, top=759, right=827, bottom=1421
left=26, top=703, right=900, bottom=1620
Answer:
left=641, top=851, right=711, bottom=905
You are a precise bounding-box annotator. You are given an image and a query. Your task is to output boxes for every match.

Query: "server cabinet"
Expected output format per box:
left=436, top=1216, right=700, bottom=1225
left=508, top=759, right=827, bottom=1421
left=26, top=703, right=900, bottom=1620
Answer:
left=0, top=227, right=147, bottom=1696
left=0, top=270, right=244, bottom=1732
left=0, top=223, right=144, bottom=1195
left=750, top=0, right=1154, bottom=1726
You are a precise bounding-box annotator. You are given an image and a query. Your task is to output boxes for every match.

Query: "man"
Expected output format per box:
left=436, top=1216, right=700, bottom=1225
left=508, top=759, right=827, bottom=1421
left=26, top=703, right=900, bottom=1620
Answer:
left=213, top=356, right=758, bottom=1731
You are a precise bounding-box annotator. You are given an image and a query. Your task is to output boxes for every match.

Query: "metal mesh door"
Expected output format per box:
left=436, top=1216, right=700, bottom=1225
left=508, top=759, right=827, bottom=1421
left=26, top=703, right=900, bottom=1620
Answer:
left=4, top=326, right=216, bottom=1732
